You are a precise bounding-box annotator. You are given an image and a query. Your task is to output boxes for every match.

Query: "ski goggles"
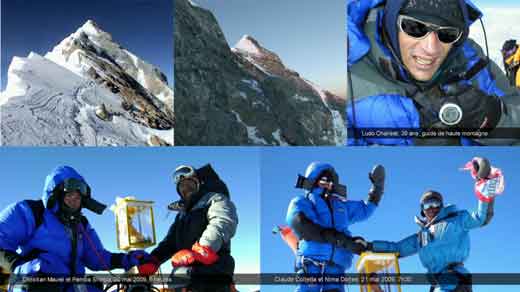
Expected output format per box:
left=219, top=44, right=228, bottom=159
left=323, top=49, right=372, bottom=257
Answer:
left=422, top=199, right=442, bottom=210
left=318, top=175, right=334, bottom=184
left=173, top=165, right=196, bottom=184
left=398, top=15, right=463, bottom=44
left=63, top=178, right=89, bottom=197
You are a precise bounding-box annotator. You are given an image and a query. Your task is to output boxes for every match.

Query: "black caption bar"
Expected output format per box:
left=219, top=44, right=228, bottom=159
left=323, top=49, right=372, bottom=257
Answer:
left=347, top=128, right=520, bottom=139
left=5, top=273, right=520, bottom=285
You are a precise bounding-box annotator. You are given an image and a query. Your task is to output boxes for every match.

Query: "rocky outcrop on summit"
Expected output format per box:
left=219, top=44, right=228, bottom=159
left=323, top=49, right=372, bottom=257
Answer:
left=174, top=0, right=346, bottom=145
left=1, top=20, right=173, bottom=146
left=46, top=20, right=174, bottom=129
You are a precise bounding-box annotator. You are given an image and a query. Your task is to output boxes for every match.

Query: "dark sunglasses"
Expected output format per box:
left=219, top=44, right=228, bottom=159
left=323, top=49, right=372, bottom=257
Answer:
left=398, top=15, right=463, bottom=44
left=63, top=178, right=89, bottom=197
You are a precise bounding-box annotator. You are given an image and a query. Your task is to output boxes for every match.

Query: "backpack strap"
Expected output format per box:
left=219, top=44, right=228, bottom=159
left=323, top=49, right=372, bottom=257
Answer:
left=23, top=199, right=90, bottom=229
left=23, top=199, right=45, bottom=229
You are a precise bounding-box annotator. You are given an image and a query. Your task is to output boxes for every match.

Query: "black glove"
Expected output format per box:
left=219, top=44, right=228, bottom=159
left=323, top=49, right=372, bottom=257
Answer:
left=352, top=236, right=373, bottom=253
left=321, top=229, right=351, bottom=248
left=321, top=230, right=369, bottom=255
left=439, top=85, right=502, bottom=130
left=368, top=165, right=385, bottom=205
left=292, top=213, right=367, bottom=254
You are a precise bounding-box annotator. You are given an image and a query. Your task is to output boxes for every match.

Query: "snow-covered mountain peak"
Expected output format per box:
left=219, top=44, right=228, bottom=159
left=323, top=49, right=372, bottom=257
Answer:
left=1, top=21, right=174, bottom=146
left=45, top=20, right=173, bottom=109
left=75, top=19, right=112, bottom=41
left=234, top=35, right=264, bottom=55
left=188, top=0, right=200, bottom=8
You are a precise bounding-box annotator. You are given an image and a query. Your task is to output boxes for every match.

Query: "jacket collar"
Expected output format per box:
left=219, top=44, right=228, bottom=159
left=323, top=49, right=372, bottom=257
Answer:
left=415, top=204, right=459, bottom=228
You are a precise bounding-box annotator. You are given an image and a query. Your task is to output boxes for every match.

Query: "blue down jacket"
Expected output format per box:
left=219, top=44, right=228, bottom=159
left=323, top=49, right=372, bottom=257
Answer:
left=372, top=202, right=491, bottom=290
left=347, top=0, right=520, bottom=146
left=286, top=163, right=376, bottom=270
left=0, top=166, right=112, bottom=292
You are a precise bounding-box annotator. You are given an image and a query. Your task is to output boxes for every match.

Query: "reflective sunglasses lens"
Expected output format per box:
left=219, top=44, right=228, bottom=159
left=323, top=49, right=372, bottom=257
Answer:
left=401, top=18, right=429, bottom=38
left=401, top=17, right=461, bottom=44
left=437, top=28, right=461, bottom=43
left=423, top=200, right=441, bottom=210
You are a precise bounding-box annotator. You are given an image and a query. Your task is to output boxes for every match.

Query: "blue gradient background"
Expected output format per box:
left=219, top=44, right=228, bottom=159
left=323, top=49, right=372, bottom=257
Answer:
left=1, top=0, right=173, bottom=90
left=475, top=0, right=520, bottom=8
left=261, top=147, right=520, bottom=292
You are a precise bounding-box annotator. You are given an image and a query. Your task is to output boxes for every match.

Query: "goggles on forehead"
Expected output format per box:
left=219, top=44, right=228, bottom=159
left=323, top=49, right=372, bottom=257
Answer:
left=398, top=15, right=463, bottom=44
left=173, top=165, right=196, bottom=185
left=422, top=199, right=442, bottom=210
left=63, top=178, right=89, bottom=197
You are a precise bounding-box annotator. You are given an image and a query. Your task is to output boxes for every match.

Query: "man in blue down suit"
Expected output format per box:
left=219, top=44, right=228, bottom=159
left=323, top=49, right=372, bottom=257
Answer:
left=0, top=165, right=148, bottom=292
left=286, top=161, right=386, bottom=292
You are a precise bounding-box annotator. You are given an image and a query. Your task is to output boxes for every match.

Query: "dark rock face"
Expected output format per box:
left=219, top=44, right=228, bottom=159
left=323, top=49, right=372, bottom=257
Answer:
left=73, top=31, right=174, bottom=130
left=174, top=0, right=346, bottom=145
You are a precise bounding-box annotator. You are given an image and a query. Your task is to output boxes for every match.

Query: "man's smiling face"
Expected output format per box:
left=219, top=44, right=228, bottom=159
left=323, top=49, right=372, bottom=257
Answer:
left=399, top=29, right=453, bottom=81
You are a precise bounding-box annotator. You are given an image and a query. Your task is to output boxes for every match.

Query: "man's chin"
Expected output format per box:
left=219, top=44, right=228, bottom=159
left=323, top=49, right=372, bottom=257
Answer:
left=426, top=212, right=440, bottom=221
left=410, top=70, right=436, bottom=82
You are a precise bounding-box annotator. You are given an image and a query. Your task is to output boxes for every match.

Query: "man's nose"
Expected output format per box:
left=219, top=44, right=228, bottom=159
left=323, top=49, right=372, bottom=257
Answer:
left=422, top=31, right=443, bottom=55
left=67, top=191, right=81, bottom=200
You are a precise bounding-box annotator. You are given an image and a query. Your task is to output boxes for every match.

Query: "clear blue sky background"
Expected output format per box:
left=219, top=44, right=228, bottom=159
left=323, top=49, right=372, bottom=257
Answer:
left=0, top=147, right=260, bottom=291
left=261, top=147, right=520, bottom=292
left=1, top=0, right=173, bottom=91
left=474, top=0, right=520, bottom=8
left=195, top=0, right=347, bottom=99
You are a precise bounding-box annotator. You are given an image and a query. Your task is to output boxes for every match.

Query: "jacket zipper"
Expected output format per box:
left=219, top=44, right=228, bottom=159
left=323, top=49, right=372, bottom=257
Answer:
left=70, top=224, right=78, bottom=276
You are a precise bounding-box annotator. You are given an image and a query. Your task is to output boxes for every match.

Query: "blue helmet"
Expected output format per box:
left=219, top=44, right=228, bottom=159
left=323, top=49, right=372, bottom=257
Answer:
left=303, top=162, right=339, bottom=186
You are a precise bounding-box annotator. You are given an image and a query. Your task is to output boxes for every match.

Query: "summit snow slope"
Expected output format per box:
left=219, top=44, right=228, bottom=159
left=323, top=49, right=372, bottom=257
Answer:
left=1, top=53, right=172, bottom=146
left=46, top=20, right=173, bottom=110
left=1, top=20, right=173, bottom=146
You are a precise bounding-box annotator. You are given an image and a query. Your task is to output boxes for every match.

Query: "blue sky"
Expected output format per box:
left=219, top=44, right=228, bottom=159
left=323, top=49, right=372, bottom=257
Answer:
left=1, top=0, right=173, bottom=91
left=261, top=147, right=520, bottom=292
left=195, top=0, right=347, bottom=99
left=0, top=147, right=260, bottom=290
left=474, top=0, right=520, bottom=8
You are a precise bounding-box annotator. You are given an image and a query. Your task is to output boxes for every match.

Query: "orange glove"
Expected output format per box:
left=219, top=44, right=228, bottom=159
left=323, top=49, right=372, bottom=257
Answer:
left=171, top=242, right=219, bottom=267
left=171, top=249, right=197, bottom=267
left=191, top=242, right=219, bottom=265
left=137, top=256, right=160, bottom=276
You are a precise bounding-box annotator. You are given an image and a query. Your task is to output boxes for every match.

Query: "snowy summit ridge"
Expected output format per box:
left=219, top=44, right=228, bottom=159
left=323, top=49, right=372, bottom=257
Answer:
left=1, top=20, right=174, bottom=146
left=234, top=35, right=264, bottom=55
left=46, top=19, right=173, bottom=109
